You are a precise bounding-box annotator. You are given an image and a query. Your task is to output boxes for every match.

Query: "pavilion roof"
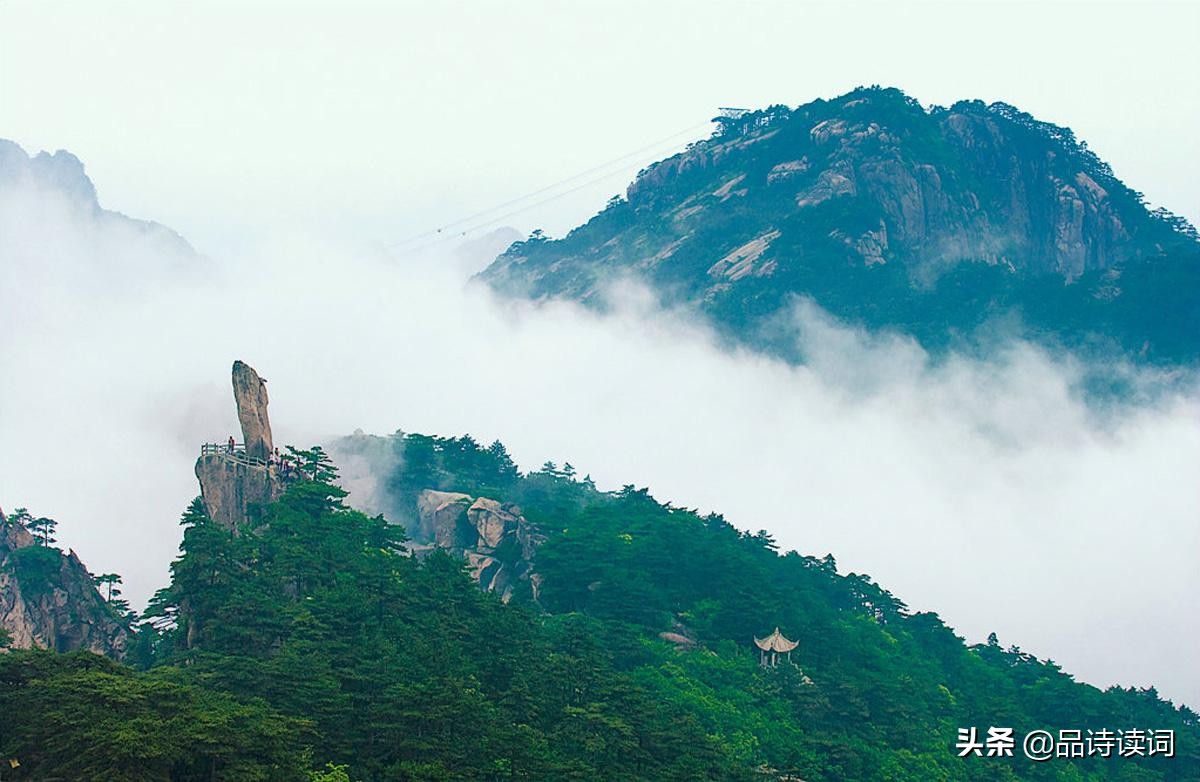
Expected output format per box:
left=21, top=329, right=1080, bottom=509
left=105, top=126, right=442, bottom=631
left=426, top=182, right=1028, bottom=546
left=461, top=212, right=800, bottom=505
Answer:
left=753, top=627, right=798, bottom=653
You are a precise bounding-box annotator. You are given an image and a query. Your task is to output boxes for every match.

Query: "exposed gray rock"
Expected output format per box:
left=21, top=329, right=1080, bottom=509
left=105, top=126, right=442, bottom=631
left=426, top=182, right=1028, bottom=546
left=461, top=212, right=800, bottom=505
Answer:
left=479, top=89, right=1197, bottom=364
left=232, top=360, right=273, bottom=461
left=467, top=497, right=519, bottom=550
left=810, top=118, right=848, bottom=145
left=416, top=490, right=544, bottom=602
left=658, top=631, right=696, bottom=648
left=795, top=166, right=856, bottom=209
left=196, top=361, right=284, bottom=528
left=0, top=508, right=130, bottom=658
left=195, top=454, right=284, bottom=529
left=767, top=158, right=809, bottom=184
left=416, top=490, right=473, bottom=550
left=465, top=551, right=508, bottom=593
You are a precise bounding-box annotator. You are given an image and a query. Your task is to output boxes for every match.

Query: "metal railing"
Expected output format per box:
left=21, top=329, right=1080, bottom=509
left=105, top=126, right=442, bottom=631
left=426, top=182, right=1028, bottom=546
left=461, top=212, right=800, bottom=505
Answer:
left=199, top=442, right=270, bottom=468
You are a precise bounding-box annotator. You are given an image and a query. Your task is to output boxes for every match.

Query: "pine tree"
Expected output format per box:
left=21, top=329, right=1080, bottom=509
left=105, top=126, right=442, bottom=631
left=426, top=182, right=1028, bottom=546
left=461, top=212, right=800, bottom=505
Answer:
left=27, top=515, right=57, bottom=546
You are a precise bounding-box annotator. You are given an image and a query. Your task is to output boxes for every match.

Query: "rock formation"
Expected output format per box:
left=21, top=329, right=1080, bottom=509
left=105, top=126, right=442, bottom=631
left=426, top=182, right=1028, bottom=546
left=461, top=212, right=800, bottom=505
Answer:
left=414, top=489, right=545, bottom=602
left=232, top=360, right=273, bottom=461
left=0, top=507, right=130, bottom=658
left=415, top=490, right=474, bottom=549
left=196, top=361, right=284, bottom=528
left=480, top=87, right=1200, bottom=364
left=195, top=456, right=283, bottom=529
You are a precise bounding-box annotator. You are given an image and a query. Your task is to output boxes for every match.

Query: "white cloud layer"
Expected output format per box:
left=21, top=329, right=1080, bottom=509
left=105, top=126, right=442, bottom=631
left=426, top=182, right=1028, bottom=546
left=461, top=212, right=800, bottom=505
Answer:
left=1, top=170, right=1197, bottom=710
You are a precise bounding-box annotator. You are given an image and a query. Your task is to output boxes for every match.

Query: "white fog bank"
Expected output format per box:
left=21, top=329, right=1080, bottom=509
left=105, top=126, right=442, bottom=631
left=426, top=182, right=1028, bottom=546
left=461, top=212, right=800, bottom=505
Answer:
left=1, top=175, right=1197, bottom=710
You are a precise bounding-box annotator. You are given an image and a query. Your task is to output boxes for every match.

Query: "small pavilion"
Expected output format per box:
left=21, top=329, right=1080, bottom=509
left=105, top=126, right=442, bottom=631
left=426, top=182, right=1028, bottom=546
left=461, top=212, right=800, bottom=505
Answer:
left=754, top=627, right=798, bottom=667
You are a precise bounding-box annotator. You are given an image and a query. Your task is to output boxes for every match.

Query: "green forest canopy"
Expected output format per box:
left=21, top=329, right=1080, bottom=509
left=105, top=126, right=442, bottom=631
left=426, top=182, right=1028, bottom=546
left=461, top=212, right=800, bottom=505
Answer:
left=2, top=436, right=1195, bottom=781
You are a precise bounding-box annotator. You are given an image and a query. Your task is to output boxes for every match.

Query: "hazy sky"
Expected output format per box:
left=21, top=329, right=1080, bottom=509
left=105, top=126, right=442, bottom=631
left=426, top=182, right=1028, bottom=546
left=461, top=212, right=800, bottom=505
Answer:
left=1, top=0, right=1198, bottom=708
left=1, top=0, right=1197, bottom=251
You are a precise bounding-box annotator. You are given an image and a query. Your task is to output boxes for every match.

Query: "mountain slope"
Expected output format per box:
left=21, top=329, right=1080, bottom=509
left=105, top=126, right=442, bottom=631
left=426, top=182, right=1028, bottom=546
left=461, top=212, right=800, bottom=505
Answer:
left=4, top=372, right=1197, bottom=780
left=140, top=431, right=1195, bottom=781
left=481, top=87, right=1200, bottom=363
left=0, top=507, right=131, bottom=657
left=0, top=138, right=201, bottom=329
left=0, top=138, right=197, bottom=261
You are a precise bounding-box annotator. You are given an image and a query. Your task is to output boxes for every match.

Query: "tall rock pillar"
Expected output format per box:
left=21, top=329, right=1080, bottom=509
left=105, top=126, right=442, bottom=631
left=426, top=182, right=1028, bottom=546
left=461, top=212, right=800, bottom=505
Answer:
left=196, top=360, right=283, bottom=528
left=232, top=360, right=273, bottom=460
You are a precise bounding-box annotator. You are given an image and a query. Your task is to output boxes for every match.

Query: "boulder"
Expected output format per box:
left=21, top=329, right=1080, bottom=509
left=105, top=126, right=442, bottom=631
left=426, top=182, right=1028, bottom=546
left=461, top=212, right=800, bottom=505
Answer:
left=232, top=360, right=273, bottom=461
left=416, top=490, right=474, bottom=550
left=417, top=492, right=545, bottom=602
left=658, top=631, right=696, bottom=648
left=465, top=551, right=508, bottom=594
left=466, top=497, right=519, bottom=550
left=796, top=166, right=857, bottom=209
left=767, top=158, right=808, bottom=184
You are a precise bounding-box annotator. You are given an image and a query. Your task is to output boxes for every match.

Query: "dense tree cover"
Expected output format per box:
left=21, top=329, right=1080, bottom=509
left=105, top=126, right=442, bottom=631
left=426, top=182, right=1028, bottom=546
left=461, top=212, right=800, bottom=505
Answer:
left=3, top=436, right=1196, bottom=780
left=380, top=433, right=595, bottom=532
left=129, top=446, right=745, bottom=780
left=386, top=434, right=1200, bottom=781
left=487, top=87, right=1200, bottom=367
left=531, top=486, right=1200, bottom=780
left=0, top=650, right=309, bottom=781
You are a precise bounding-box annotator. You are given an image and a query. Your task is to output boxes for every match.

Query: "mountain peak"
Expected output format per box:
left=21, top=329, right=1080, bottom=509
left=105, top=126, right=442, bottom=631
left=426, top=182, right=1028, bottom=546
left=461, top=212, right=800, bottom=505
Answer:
left=482, top=89, right=1199, bottom=362
left=195, top=361, right=284, bottom=528
left=0, top=506, right=131, bottom=657
left=0, top=139, right=98, bottom=209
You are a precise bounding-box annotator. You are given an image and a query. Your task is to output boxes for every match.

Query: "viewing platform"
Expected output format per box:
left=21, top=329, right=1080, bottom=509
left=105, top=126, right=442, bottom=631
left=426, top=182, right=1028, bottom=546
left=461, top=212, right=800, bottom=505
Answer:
left=199, top=442, right=270, bottom=469
left=195, top=361, right=283, bottom=528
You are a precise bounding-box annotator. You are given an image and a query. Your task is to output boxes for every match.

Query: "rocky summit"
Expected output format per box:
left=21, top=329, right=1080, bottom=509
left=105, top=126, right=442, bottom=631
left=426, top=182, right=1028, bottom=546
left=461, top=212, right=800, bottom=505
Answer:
left=0, top=137, right=198, bottom=261
left=195, top=361, right=285, bottom=528
left=193, top=365, right=546, bottom=603
left=481, top=87, right=1200, bottom=363
left=0, top=507, right=130, bottom=658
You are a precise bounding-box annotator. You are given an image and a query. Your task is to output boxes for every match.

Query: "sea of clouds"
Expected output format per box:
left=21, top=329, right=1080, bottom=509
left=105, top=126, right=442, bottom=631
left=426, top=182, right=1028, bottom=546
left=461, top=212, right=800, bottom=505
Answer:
left=1, top=152, right=1197, bottom=708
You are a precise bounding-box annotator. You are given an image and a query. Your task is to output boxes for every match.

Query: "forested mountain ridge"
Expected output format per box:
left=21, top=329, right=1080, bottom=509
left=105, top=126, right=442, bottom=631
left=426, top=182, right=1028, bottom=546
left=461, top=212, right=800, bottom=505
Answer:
left=4, top=429, right=1195, bottom=780
left=480, top=87, right=1200, bottom=364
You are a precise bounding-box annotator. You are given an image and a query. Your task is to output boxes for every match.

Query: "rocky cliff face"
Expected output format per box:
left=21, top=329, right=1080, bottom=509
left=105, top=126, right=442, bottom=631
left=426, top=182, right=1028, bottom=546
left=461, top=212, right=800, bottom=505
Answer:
left=481, top=87, right=1200, bottom=363
left=0, top=508, right=130, bottom=658
left=195, top=455, right=284, bottom=528
left=414, top=489, right=544, bottom=602
left=196, top=361, right=284, bottom=528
